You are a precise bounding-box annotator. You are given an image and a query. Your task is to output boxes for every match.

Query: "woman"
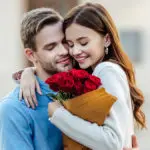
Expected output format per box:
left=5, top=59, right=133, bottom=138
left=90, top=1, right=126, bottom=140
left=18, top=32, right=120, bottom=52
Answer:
left=15, top=3, right=145, bottom=149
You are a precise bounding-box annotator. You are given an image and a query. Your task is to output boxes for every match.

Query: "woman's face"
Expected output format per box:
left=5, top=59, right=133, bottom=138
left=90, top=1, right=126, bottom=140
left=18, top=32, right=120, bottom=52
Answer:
left=65, top=23, right=106, bottom=69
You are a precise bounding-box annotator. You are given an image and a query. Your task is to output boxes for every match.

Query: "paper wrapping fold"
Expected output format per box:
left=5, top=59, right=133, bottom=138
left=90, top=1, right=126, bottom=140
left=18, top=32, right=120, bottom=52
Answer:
left=62, top=88, right=117, bottom=150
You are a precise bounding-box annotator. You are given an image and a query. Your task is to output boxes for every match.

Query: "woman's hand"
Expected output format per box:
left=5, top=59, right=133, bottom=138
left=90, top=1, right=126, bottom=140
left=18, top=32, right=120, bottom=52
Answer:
left=48, top=101, right=62, bottom=117
left=123, top=135, right=139, bottom=150
left=19, top=67, right=42, bottom=109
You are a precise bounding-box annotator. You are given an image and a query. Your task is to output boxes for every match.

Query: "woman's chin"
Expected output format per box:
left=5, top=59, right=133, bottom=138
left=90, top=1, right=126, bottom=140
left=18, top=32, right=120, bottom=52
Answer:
left=79, top=63, right=90, bottom=69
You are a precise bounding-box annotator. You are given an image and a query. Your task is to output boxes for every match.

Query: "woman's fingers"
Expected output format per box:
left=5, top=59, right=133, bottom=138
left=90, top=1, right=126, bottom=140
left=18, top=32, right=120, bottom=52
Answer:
left=22, top=88, right=34, bottom=108
left=123, top=135, right=139, bottom=150
left=22, top=90, right=30, bottom=108
left=26, top=95, right=35, bottom=109
left=20, top=80, right=39, bottom=109
left=35, top=80, right=42, bottom=95
left=31, top=85, right=38, bottom=106
left=132, top=135, right=138, bottom=148
left=24, top=98, right=30, bottom=108
left=18, top=67, right=39, bottom=109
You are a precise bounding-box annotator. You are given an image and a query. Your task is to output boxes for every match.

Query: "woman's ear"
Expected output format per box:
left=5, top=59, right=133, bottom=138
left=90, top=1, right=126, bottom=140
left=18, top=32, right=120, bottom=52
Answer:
left=104, top=33, right=111, bottom=47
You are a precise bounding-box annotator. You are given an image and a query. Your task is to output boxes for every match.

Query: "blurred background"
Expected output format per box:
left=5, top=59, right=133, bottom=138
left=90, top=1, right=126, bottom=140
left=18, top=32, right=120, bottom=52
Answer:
left=0, top=0, right=149, bottom=149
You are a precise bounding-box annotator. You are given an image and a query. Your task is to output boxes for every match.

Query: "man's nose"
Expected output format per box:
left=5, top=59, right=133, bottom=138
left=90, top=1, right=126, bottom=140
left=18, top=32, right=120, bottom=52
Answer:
left=59, top=44, right=68, bottom=55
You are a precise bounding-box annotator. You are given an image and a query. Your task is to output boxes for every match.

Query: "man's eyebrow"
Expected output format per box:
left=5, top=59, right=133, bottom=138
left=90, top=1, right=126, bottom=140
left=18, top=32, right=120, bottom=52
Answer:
left=43, top=42, right=56, bottom=49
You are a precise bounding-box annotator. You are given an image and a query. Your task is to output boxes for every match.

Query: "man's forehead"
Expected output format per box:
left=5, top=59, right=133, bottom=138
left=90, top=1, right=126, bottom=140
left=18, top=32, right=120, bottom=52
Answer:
left=36, top=22, right=64, bottom=45
left=45, top=23, right=64, bottom=43
left=45, top=21, right=63, bottom=34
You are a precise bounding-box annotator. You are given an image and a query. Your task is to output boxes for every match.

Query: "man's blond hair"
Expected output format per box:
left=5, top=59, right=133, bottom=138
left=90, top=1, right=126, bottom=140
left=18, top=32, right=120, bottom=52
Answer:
left=21, top=8, right=63, bottom=51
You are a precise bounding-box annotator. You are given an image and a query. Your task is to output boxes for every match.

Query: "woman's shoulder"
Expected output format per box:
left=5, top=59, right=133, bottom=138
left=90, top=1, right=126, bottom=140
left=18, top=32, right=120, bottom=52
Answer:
left=93, top=61, right=126, bottom=78
left=93, top=62, right=125, bottom=74
left=93, top=62, right=130, bottom=104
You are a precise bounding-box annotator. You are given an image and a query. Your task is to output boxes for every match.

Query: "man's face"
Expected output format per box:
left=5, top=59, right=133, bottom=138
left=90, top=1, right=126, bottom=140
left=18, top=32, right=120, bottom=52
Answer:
left=34, top=22, right=73, bottom=75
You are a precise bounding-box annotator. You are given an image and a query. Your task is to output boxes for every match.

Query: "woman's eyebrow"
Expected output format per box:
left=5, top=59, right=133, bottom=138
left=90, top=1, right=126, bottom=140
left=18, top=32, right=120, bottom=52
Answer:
left=76, top=37, right=88, bottom=41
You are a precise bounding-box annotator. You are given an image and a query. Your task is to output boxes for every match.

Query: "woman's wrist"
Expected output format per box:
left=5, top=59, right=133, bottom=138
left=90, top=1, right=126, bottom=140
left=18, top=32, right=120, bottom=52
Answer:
left=31, top=67, right=36, bottom=74
left=49, top=106, right=65, bottom=123
left=24, top=67, right=36, bottom=74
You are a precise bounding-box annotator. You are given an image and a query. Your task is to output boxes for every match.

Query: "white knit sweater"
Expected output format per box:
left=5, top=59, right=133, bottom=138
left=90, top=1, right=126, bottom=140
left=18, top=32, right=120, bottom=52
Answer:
left=49, top=62, right=134, bottom=150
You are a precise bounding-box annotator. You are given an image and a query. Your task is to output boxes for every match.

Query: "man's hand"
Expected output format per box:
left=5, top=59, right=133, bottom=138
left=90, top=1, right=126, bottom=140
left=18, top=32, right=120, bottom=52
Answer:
left=123, top=135, right=139, bottom=150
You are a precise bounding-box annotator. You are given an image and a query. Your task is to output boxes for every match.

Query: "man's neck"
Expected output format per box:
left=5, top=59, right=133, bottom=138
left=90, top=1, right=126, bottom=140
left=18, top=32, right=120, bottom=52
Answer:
left=36, top=68, right=52, bottom=81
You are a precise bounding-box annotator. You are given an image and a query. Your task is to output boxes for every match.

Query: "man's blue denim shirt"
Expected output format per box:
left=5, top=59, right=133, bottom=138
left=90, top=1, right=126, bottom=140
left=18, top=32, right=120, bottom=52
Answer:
left=0, top=77, right=63, bottom=150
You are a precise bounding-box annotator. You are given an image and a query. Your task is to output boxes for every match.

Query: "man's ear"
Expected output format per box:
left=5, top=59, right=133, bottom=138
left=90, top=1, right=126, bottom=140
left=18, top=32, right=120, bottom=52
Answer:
left=104, top=33, right=111, bottom=47
left=24, top=48, right=37, bottom=63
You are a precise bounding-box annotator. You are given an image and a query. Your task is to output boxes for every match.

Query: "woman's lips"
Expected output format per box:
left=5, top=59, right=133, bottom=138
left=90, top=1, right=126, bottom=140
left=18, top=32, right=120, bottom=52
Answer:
left=75, top=57, right=87, bottom=63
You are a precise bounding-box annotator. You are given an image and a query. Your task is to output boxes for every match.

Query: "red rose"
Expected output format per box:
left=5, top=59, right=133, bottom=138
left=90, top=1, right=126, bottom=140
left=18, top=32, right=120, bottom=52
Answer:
left=83, top=79, right=97, bottom=93
left=73, top=81, right=84, bottom=96
left=46, top=73, right=60, bottom=84
left=59, top=74, right=75, bottom=93
left=69, top=69, right=90, bottom=80
left=83, top=76, right=101, bottom=93
left=46, top=79, right=59, bottom=92
left=88, top=75, right=101, bottom=88
left=45, top=75, right=60, bottom=92
left=45, top=72, right=68, bottom=92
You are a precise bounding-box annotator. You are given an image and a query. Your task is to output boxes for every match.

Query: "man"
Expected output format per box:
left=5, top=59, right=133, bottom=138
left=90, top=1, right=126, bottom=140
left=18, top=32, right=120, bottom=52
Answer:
left=0, top=7, right=139, bottom=150
left=0, top=8, right=72, bottom=150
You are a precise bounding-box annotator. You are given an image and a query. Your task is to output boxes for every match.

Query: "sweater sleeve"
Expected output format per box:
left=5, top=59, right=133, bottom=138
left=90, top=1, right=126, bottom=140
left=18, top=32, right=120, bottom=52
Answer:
left=49, top=62, right=132, bottom=150
left=12, top=69, right=24, bottom=84
left=12, top=67, right=36, bottom=84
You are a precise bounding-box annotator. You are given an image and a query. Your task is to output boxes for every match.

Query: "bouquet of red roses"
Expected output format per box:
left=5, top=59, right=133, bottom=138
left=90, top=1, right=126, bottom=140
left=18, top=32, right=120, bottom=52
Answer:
left=46, top=69, right=117, bottom=150
left=46, top=69, right=101, bottom=102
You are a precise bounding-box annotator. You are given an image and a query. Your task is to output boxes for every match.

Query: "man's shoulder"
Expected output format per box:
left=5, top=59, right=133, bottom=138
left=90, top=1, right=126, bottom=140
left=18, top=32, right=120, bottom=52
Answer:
left=0, top=87, right=32, bottom=128
left=0, top=86, right=19, bottom=103
left=0, top=86, right=27, bottom=116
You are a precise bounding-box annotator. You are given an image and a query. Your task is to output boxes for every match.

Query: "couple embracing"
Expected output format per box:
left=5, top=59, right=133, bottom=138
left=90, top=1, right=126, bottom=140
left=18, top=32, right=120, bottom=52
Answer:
left=0, top=2, right=145, bottom=150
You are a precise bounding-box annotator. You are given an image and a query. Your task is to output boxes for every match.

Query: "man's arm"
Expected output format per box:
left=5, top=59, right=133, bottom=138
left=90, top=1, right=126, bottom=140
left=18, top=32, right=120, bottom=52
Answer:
left=0, top=99, right=34, bottom=150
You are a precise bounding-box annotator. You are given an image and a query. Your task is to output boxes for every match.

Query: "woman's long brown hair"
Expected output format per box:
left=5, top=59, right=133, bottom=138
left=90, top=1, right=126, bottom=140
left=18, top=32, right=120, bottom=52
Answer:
left=63, top=3, right=146, bottom=128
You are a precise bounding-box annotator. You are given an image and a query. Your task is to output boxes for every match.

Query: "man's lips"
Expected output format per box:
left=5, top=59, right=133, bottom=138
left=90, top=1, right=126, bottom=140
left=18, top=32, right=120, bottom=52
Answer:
left=57, top=57, right=71, bottom=64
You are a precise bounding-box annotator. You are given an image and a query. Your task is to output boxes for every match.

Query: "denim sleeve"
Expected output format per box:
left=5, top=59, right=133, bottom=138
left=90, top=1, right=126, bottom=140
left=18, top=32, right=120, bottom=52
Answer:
left=0, top=99, right=34, bottom=150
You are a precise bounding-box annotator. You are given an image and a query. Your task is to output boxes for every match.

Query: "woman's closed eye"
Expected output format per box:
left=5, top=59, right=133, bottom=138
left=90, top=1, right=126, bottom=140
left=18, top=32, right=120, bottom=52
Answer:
left=67, top=39, right=88, bottom=48
left=80, top=41, right=88, bottom=46
left=79, top=38, right=89, bottom=46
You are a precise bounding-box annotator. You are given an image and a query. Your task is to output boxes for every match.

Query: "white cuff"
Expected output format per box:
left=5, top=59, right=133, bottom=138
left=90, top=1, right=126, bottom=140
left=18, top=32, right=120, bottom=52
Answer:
left=48, top=106, right=65, bottom=122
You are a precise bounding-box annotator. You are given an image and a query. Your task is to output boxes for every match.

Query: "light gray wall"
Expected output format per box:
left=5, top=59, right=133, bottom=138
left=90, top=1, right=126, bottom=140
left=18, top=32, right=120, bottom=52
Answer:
left=0, top=0, right=26, bottom=98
